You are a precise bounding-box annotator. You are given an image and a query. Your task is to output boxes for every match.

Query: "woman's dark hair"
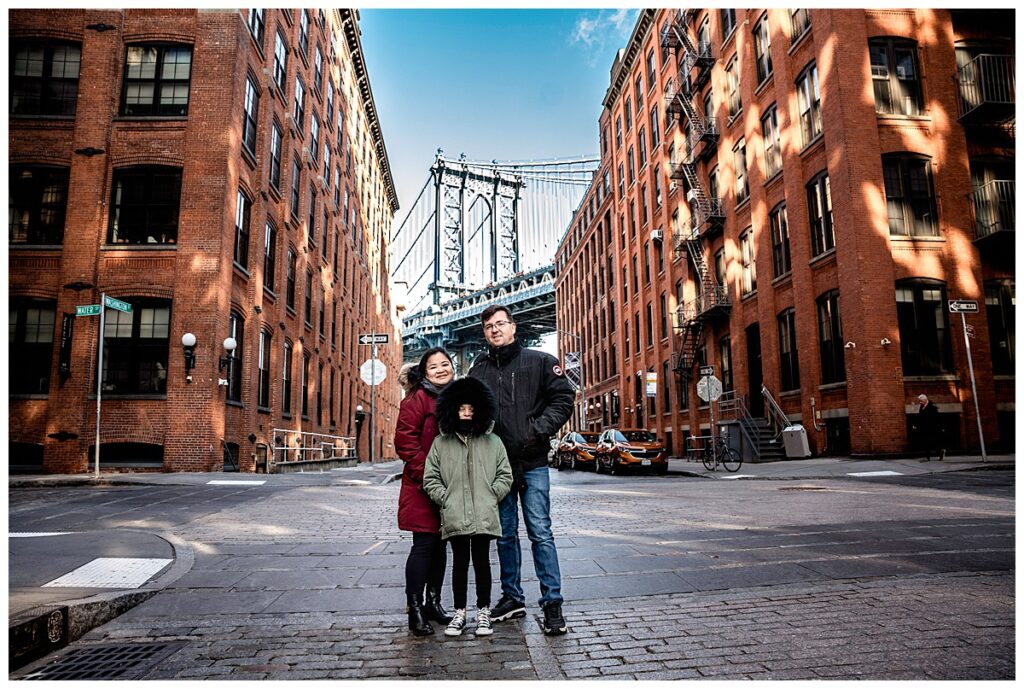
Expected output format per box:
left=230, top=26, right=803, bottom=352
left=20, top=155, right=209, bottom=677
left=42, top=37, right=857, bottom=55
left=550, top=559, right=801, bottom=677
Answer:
left=409, top=347, right=454, bottom=389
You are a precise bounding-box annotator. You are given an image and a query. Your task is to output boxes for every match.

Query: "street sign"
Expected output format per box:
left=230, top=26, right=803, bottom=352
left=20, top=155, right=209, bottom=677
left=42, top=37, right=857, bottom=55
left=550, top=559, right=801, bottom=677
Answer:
left=645, top=371, right=658, bottom=397
left=699, top=365, right=715, bottom=376
left=948, top=300, right=978, bottom=313
left=696, top=375, right=723, bottom=402
left=360, top=359, right=387, bottom=386
left=103, top=295, right=133, bottom=313
left=76, top=304, right=101, bottom=317
left=358, top=333, right=389, bottom=345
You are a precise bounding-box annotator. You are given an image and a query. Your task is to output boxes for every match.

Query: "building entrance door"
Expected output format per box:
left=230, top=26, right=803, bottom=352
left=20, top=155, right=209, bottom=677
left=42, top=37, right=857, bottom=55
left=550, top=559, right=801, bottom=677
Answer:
left=746, top=323, right=764, bottom=417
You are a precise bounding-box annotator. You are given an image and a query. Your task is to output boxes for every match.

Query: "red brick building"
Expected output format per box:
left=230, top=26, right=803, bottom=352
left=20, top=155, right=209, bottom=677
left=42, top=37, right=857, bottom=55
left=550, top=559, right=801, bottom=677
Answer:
left=9, top=9, right=403, bottom=473
left=555, top=8, right=1014, bottom=458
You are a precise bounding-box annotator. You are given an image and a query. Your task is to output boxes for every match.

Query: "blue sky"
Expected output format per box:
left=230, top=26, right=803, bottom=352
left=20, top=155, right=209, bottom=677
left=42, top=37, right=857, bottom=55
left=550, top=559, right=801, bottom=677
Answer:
left=359, top=9, right=639, bottom=219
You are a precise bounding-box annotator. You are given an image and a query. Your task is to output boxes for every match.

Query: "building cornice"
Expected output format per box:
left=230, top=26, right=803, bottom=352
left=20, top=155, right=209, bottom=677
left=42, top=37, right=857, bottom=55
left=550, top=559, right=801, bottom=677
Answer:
left=602, top=9, right=656, bottom=109
left=339, top=9, right=400, bottom=215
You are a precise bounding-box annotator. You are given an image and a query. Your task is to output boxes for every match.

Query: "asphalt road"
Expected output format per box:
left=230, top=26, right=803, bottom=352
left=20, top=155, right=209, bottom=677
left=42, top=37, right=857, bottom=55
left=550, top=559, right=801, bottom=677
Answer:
left=9, top=466, right=1015, bottom=680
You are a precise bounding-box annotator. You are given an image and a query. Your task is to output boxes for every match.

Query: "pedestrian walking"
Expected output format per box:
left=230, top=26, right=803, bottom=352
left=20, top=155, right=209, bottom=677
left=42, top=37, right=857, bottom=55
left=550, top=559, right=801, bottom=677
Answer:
left=393, top=348, right=456, bottom=636
left=422, top=377, right=513, bottom=637
left=914, top=393, right=945, bottom=462
left=468, top=305, right=575, bottom=635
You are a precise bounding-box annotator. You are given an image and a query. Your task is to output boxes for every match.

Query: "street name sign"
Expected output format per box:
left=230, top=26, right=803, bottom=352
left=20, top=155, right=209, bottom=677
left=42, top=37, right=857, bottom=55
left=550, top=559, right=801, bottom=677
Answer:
left=103, top=296, right=133, bottom=313
left=76, top=304, right=101, bottom=317
left=360, top=359, right=387, bottom=386
left=948, top=300, right=978, bottom=313
left=358, top=333, right=389, bottom=345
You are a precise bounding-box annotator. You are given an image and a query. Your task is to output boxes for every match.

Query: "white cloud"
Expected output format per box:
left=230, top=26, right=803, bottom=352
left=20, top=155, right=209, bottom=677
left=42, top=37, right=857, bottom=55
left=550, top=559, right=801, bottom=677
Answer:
left=570, top=9, right=640, bottom=66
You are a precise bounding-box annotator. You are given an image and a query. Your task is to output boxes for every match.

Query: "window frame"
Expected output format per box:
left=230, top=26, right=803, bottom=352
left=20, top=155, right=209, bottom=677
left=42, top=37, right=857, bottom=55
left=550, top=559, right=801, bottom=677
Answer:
left=869, top=37, right=923, bottom=117
left=120, top=44, right=193, bottom=117
left=777, top=307, right=800, bottom=391
left=882, top=153, right=939, bottom=237
left=769, top=202, right=792, bottom=278
left=102, top=299, right=172, bottom=396
left=896, top=279, right=953, bottom=376
left=807, top=170, right=834, bottom=257
left=8, top=165, right=69, bottom=245
left=11, top=40, right=82, bottom=116
left=761, top=104, right=782, bottom=178
left=108, top=166, right=182, bottom=245
left=753, top=13, right=774, bottom=84
left=8, top=298, right=56, bottom=395
left=796, top=62, right=822, bottom=145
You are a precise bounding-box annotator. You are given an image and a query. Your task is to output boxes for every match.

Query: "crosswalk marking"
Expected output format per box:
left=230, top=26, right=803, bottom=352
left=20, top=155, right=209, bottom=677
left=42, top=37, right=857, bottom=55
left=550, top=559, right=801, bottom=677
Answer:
left=206, top=480, right=266, bottom=486
left=42, top=558, right=173, bottom=588
left=847, top=471, right=904, bottom=477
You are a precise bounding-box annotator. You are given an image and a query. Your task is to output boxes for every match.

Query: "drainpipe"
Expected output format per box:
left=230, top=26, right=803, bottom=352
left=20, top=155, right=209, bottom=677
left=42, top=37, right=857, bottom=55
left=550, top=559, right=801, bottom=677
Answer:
left=809, top=397, right=825, bottom=432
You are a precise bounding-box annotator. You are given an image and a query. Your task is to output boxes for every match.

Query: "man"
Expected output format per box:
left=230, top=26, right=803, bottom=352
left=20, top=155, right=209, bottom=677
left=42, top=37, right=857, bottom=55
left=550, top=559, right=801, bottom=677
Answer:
left=914, top=394, right=945, bottom=462
left=468, top=305, right=575, bottom=635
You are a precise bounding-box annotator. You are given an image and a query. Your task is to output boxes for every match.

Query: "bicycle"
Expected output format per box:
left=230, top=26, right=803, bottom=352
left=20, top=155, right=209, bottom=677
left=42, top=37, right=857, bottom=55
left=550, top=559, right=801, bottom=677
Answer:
left=702, top=435, right=742, bottom=473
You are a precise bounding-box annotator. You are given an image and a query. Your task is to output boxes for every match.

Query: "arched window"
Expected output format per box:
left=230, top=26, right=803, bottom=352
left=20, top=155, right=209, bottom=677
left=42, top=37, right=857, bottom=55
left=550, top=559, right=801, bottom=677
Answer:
left=257, top=329, right=272, bottom=409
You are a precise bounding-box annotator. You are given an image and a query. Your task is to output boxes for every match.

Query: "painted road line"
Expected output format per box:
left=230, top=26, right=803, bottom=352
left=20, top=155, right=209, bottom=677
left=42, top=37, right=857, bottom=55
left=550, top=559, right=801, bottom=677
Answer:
left=42, top=558, right=173, bottom=588
left=718, top=474, right=756, bottom=480
left=847, top=470, right=905, bottom=477
left=206, top=480, right=266, bottom=486
left=9, top=532, right=74, bottom=538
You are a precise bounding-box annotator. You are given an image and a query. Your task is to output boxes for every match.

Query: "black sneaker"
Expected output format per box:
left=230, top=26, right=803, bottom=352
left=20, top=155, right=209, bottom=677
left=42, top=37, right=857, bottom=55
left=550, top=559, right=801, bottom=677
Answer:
left=490, top=595, right=526, bottom=622
left=541, top=602, right=567, bottom=635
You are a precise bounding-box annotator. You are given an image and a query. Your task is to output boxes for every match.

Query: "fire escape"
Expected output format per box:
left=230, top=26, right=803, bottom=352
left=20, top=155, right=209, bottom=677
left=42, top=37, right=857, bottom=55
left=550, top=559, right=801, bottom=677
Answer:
left=661, top=10, right=729, bottom=386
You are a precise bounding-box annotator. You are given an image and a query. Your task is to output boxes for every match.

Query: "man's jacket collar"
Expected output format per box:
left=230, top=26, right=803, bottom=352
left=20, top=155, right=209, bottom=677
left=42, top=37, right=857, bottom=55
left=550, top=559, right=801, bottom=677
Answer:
left=487, top=339, right=522, bottom=367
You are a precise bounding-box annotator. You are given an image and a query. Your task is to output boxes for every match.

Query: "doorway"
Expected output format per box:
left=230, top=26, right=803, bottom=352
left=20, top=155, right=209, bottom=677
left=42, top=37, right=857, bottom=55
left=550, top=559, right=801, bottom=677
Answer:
left=746, top=323, right=764, bottom=417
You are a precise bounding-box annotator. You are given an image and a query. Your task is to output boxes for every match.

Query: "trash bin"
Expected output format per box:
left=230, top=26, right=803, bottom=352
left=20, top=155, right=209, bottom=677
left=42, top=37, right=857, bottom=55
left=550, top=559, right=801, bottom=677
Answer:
left=782, top=425, right=811, bottom=458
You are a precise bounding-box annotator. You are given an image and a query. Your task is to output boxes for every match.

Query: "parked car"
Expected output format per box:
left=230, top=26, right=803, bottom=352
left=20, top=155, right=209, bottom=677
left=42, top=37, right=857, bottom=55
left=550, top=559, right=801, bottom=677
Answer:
left=555, top=431, right=602, bottom=471
left=594, top=428, right=669, bottom=475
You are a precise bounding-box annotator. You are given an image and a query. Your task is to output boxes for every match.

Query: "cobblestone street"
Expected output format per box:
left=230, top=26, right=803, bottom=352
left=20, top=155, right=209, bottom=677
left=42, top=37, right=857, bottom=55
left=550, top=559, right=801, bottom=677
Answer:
left=10, top=464, right=1015, bottom=680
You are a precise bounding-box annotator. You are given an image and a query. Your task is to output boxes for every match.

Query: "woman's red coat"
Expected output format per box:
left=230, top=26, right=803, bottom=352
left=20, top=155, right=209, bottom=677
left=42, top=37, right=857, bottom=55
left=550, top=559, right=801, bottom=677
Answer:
left=394, top=386, right=442, bottom=533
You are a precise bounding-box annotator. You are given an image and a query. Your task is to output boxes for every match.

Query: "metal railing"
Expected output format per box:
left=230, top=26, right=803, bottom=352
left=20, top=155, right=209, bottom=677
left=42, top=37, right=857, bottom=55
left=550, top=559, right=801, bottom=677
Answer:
left=957, top=54, right=1015, bottom=121
left=676, top=286, right=730, bottom=324
left=969, top=180, right=1015, bottom=239
left=272, top=429, right=357, bottom=464
left=760, top=384, right=791, bottom=439
left=717, top=390, right=759, bottom=450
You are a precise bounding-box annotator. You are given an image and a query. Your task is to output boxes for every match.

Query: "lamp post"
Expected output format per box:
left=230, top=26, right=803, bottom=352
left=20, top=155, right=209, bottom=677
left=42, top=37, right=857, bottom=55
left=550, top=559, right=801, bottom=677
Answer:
left=181, top=332, right=196, bottom=383
left=354, top=404, right=366, bottom=461
left=218, top=337, right=237, bottom=389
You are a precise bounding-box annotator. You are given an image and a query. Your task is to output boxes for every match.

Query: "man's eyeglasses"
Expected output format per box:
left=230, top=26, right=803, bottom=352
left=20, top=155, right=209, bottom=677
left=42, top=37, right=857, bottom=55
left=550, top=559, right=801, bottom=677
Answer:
left=483, top=320, right=512, bottom=332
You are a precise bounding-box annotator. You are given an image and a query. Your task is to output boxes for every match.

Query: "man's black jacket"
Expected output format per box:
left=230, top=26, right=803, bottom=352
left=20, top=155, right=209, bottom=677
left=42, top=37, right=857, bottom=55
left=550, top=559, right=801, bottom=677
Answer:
left=468, top=339, right=575, bottom=479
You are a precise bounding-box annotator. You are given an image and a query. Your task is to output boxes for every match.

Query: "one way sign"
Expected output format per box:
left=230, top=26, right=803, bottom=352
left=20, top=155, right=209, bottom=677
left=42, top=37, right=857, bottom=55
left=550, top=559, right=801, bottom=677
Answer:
left=358, top=333, right=389, bottom=345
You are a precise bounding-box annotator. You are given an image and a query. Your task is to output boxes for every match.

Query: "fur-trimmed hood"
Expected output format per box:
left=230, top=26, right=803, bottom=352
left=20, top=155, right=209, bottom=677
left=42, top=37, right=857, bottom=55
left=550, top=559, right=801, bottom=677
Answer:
left=436, top=377, right=496, bottom=437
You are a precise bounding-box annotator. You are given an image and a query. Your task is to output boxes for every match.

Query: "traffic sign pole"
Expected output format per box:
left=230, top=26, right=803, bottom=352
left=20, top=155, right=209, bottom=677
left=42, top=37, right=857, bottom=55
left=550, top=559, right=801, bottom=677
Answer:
left=961, top=311, right=987, bottom=462
left=94, top=292, right=106, bottom=478
left=370, top=339, right=377, bottom=465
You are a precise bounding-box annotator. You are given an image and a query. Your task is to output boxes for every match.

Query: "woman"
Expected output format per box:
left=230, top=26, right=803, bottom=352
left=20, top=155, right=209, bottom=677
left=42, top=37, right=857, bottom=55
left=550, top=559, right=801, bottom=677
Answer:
left=393, top=347, right=456, bottom=635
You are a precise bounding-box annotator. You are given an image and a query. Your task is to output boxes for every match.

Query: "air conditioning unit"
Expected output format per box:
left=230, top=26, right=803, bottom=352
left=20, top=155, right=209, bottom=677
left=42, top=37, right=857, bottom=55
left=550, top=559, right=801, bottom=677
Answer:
left=686, top=189, right=697, bottom=202
left=651, top=228, right=664, bottom=243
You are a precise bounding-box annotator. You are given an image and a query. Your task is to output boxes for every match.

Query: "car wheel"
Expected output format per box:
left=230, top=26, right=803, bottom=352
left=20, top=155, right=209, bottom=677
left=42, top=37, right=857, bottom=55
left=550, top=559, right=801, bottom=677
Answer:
left=571, top=456, right=578, bottom=471
left=595, top=457, right=604, bottom=474
left=609, top=459, right=619, bottom=475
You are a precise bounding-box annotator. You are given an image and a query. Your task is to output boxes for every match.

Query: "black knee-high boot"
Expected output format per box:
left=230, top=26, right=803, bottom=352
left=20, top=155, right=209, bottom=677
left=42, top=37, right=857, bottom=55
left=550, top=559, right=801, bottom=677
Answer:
left=407, top=594, right=434, bottom=636
left=423, top=586, right=453, bottom=624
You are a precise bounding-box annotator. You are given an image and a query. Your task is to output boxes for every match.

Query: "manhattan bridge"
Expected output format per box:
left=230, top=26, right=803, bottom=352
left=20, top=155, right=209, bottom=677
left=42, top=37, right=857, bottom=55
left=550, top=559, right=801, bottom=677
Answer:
left=391, top=151, right=599, bottom=374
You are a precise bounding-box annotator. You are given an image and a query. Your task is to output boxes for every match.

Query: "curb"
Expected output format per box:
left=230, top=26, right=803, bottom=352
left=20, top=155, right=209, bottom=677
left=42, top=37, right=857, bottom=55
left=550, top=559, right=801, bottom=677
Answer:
left=8, top=532, right=194, bottom=672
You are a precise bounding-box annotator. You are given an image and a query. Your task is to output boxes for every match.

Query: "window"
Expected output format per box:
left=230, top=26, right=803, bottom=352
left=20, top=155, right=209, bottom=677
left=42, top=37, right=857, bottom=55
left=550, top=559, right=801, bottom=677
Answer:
left=817, top=290, right=845, bottom=384
left=643, top=242, right=651, bottom=283
left=293, top=77, right=305, bottom=132
left=635, top=313, right=641, bottom=353
left=269, top=122, right=283, bottom=190
left=286, top=248, right=296, bottom=309
left=304, top=269, right=313, bottom=324
left=726, top=56, right=741, bottom=118
left=660, top=292, right=668, bottom=339
left=715, top=248, right=726, bottom=288
left=310, top=116, right=320, bottom=166
left=647, top=48, right=656, bottom=86
left=733, top=139, right=748, bottom=204
left=233, top=189, right=251, bottom=268
left=777, top=308, right=800, bottom=391
left=646, top=303, right=654, bottom=347
left=11, top=40, right=81, bottom=116
left=282, top=341, right=293, bottom=413
left=635, top=74, right=644, bottom=111
left=308, top=184, right=317, bottom=247
left=108, top=166, right=182, bottom=245
left=638, top=128, right=647, bottom=169
left=9, top=166, right=69, bottom=245
left=650, top=106, right=660, bottom=148
left=623, top=319, right=630, bottom=357
left=615, top=116, right=622, bottom=148
left=797, top=63, right=822, bottom=144
left=103, top=300, right=171, bottom=395
left=761, top=105, right=782, bottom=178
left=242, top=77, right=259, bottom=154
left=883, top=154, right=938, bottom=237
left=273, top=31, right=287, bottom=91
left=263, top=221, right=277, bottom=292
left=224, top=311, right=243, bottom=401
left=314, top=46, right=324, bottom=94
left=641, top=184, right=649, bottom=226
left=9, top=298, right=55, bottom=394
left=721, top=9, right=737, bottom=40
left=791, top=9, right=811, bottom=40
left=299, top=9, right=310, bottom=57
left=807, top=170, right=834, bottom=256
left=317, top=361, right=324, bottom=421
left=326, top=81, right=334, bottom=124
left=631, top=255, right=639, bottom=294
left=769, top=203, right=791, bottom=277
left=654, top=173, right=663, bottom=208
left=290, top=157, right=301, bottom=219
left=617, top=163, right=625, bottom=198
left=624, top=99, right=632, bottom=132
left=248, top=9, right=265, bottom=45
left=257, top=330, right=271, bottom=408
left=720, top=336, right=733, bottom=392
left=753, top=13, right=773, bottom=84
left=985, top=281, right=1015, bottom=375
left=740, top=228, right=756, bottom=295
left=121, top=44, right=192, bottom=116
left=301, top=352, right=310, bottom=417
left=896, top=280, right=952, bottom=375
left=628, top=148, right=635, bottom=184
left=869, top=38, right=922, bottom=116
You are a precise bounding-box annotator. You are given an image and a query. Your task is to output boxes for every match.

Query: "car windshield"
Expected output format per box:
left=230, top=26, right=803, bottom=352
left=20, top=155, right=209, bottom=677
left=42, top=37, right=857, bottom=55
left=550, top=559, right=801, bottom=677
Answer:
left=579, top=433, right=600, bottom=443
left=617, top=431, right=658, bottom=443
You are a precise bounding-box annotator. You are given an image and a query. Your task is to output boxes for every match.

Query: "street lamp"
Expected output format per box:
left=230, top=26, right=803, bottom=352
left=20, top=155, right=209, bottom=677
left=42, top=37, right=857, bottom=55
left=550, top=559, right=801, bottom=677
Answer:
left=218, top=337, right=237, bottom=387
left=354, top=404, right=366, bottom=461
left=181, top=332, right=196, bottom=383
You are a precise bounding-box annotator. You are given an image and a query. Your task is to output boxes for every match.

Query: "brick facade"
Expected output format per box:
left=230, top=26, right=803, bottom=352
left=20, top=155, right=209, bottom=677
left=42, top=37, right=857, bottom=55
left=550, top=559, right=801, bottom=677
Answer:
left=9, top=9, right=403, bottom=473
left=555, top=8, right=1014, bottom=457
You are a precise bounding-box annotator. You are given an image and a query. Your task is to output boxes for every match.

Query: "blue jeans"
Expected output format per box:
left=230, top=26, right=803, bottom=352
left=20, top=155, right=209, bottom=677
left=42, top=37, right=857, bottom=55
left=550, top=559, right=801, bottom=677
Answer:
left=497, top=465, right=563, bottom=608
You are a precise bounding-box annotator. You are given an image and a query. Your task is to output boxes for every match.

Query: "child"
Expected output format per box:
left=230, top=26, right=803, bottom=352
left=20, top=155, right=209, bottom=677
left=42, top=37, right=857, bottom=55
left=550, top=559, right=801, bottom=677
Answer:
left=422, top=377, right=513, bottom=637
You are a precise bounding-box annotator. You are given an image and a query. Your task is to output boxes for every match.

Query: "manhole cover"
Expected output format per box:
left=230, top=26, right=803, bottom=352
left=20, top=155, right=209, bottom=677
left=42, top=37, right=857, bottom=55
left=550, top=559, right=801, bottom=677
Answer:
left=778, top=485, right=830, bottom=491
left=20, top=641, right=186, bottom=680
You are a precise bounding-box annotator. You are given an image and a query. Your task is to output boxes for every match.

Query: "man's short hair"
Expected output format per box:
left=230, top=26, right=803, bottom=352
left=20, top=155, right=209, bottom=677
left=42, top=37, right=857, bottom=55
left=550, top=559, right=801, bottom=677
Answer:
left=917, top=394, right=928, bottom=402
left=480, top=305, right=514, bottom=324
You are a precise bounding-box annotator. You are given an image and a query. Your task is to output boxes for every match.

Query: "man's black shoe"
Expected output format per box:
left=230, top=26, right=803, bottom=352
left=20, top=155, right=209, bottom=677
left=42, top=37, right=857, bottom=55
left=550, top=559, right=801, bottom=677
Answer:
left=491, top=595, right=526, bottom=622
left=541, top=602, right=567, bottom=635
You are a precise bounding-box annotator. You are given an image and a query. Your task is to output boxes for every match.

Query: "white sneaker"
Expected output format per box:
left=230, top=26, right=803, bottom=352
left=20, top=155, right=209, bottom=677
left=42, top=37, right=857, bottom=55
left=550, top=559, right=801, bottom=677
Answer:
left=475, top=607, right=493, bottom=636
left=445, top=608, right=467, bottom=636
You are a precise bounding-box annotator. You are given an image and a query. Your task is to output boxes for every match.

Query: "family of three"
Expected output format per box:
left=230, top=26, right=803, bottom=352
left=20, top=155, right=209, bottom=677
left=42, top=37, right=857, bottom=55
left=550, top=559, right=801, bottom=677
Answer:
left=393, top=305, right=576, bottom=637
